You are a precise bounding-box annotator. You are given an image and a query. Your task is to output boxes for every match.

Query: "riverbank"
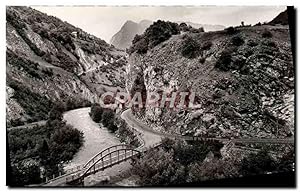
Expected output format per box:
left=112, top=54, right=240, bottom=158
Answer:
left=63, top=107, right=136, bottom=186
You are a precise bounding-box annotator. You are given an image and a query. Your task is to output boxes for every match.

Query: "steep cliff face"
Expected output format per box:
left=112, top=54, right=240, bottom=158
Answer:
left=6, top=6, right=126, bottom=126
left=127, top=23, right=294, bottom=139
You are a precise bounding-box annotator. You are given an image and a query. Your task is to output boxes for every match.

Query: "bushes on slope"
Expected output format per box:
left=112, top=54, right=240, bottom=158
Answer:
left=128, top=20, right=180, bottom=54
left=181, top=36, right=201, bottom=59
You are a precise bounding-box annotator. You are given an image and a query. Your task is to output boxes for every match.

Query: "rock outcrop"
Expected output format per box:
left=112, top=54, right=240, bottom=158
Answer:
left=127, top=21, right=294, bottom=139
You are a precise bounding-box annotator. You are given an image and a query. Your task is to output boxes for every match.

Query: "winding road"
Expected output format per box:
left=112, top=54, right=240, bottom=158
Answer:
left=121, top=109, right=294, bottom=144
left=120, top=110, right=162, bottom=148
left=43, top=107, right=294, bottom=186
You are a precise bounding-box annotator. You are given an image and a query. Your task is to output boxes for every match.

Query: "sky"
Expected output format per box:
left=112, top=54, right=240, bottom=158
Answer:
left=32, top=6, right=286, bottom=43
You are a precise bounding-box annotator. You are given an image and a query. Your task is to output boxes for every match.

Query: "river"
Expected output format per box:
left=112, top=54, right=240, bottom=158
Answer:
left=62, top=107, right=132, bottom=186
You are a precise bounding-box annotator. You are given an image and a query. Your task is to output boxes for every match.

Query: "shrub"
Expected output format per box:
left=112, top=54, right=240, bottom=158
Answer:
left=10, top=163, right=42, bottom=186
left=101, top=109, right=115, bottom=127
left=9, top=118, right=25, bottom=127
left=107, top=123, right=118, bottom=133
left=262, top=39, right=277, bottom=47
left=260, top=40, right=278, bottom=56
left=215, top=48, right=234, bottom=71
left=64, top=98, right=91, bottom=111
left=201, top=41, right=213, bottom=50
left=198, top=27, right=205, bottom=32
left=173, top=141, right=210, bottom=166
left=42, top=68, right=54, bottom=77
left=160, top=137, right=176, bottom=152
left=247, top=39, right=258, bottom=47
left=255, top=22, right=262, bottom=26
left=189, top=27, right=204, bottom=33
left=43, top=53, right=53, bottom=63
left=181, top=36, right=201, bottom=59
left=241, top=149, right=277, bottom=175
left=130, top=35, right=149, bottom=54
left=131, top=148, right=184, bottom=185
left=8, top=116, right=83, bottom=185
left=179, top=22, right=189, bottom=32
left=89, top=103, right=104, bottom=123
left=55, top=52, right=78, bottom=73
left=231, top=35, right=244, bottom=46
left=199, top=57, right=206, bottom=64
left=116, top=118, right=140, bottom=147
left=49, top=103, right=65, bottom=121
left=130, top=138, right=224, bottom=185
left=7, top=78, right=54, bottom=122
left=225, top=26, right=237, bottom=34
left=7, top=50, right=42, bottom=79
left=262, top=29, right=273, bottom=38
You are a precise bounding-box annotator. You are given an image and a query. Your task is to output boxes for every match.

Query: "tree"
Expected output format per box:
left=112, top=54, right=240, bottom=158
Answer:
left=129, top=20, right=180, bottom=54
left=90, top=103, right=104, bottom=123
left=161, top=137, right=175, bottom=152
left=101, top=109, right=115, bottom=127
left=172, top=141, right=209, bottom=166
left=107, top=123, right=118, bottom=133
left=11, top=163, right=42, bottom=186
left=187, top=158, right=240, bottom=182
left=275, top=149, right=295, bottom=172
left=48, top=103, right=65, bottom=120
left=241, top=149, right=277, bottom=175
left=131, top=148, right=184, bottom=185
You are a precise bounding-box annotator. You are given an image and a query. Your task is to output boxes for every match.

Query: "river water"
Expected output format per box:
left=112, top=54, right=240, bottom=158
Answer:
left=63, top=107, right=132, bottom=185
left=63, top=107, right=122, bottom=169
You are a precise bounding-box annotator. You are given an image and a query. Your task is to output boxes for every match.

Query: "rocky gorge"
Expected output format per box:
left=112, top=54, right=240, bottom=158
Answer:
left=126, top=19, right=294, bottom=139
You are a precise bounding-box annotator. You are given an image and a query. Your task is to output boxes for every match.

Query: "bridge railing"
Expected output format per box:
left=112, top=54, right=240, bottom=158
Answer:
left=65, top=148, right=141, bottom=183
left=83, top=144, right=131, bottom=168
left=64, top=165, right=84, bottom=174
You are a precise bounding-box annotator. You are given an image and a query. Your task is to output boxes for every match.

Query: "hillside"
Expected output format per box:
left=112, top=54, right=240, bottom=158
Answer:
left=179, top=21, right=225, bottom=31
left=6, top=6, right=126, bottom=127
left=110, top=20, right=225, bottom=50
left=110, top=20, right=152, bottom=50
left=127, top=21, right=294, bottom=139
left=269, top=9, right=289, bottom=25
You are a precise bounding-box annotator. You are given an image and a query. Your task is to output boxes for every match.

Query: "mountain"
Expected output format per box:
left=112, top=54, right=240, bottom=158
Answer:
left=110, top=20, right=225, bottom=50
left=110, top=20, right=152, bottom=50
left=269, top=9, right=289, bottom=25
left=126, top=20, right=294, bottom=138
left=6, top=6, right=126, bottom=127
